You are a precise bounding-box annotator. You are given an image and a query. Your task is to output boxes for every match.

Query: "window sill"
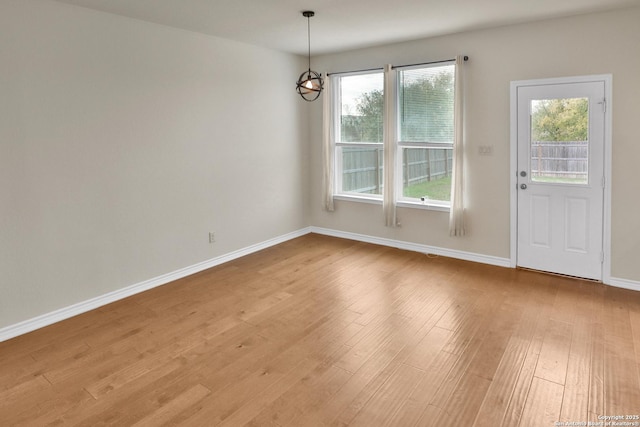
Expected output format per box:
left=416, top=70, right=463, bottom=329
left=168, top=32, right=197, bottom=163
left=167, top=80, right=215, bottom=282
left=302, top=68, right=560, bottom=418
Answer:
left=396, top=200, right=450, bottom=212
left=332, top=195, right=450, bottom=212
left=333, top=194, right=382, bottom=205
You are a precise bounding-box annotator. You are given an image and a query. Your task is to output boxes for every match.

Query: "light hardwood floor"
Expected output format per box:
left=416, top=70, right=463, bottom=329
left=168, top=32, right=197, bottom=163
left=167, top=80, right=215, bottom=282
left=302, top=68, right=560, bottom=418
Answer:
left=1, top=234, right=640, bottom=426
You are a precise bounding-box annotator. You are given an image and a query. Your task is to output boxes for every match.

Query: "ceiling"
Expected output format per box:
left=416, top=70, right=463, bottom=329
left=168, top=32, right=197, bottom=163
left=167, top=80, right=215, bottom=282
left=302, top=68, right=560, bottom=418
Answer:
left=53, top=0, right=640, bottom=55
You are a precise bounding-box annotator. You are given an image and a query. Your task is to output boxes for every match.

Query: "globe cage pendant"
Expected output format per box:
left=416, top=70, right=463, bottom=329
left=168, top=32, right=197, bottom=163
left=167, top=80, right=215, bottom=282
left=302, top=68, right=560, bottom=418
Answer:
left=296, top=11, right=324, bottom=101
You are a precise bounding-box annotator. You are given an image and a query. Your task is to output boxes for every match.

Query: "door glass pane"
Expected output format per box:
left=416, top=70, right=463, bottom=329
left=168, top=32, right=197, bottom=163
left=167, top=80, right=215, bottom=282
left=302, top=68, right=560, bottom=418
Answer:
left=401, top=147, right=452, bottom=202
left=339, top=146, right=383, bottom=195
left=530, top=98, right=589, bottom=184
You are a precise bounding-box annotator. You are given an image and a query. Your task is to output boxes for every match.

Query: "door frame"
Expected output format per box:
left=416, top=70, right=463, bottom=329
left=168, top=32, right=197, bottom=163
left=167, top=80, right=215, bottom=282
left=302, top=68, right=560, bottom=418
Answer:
left=509, top=74, right=612, bottom=283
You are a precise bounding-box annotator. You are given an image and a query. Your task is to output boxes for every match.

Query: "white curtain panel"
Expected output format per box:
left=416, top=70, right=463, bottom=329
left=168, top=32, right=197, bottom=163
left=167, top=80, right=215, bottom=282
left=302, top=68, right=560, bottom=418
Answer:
left=383, top=64, right=398, bottom=227
left=322, top=74, right=335, bottom=212
left=449, top=55, right=466, bottom=236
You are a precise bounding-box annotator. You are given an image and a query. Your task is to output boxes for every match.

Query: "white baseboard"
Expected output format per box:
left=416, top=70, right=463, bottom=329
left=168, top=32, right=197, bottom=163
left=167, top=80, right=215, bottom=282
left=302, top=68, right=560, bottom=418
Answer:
left=0, top=227, right=312, bottom=343
left=608, top=277, right=640, bottom=292
left=309, top=226, right=512, bottom=268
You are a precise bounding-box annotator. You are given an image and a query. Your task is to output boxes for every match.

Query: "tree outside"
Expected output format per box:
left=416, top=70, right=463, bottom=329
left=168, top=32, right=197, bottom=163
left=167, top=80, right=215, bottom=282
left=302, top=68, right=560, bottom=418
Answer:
left=531, top=98, right=588, bottom=141
left=341, top=89, right=383, bottom=143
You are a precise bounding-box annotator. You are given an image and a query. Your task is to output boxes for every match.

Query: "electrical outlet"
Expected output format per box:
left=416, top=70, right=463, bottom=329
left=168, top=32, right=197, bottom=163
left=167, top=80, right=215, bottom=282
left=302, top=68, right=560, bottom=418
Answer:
left=209, top=232, right=216, bottom=243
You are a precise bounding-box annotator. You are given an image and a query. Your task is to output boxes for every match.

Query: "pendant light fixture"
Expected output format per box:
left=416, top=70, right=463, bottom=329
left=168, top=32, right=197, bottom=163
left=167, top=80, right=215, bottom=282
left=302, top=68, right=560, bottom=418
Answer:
left=296, top=11, right=323, bottom=101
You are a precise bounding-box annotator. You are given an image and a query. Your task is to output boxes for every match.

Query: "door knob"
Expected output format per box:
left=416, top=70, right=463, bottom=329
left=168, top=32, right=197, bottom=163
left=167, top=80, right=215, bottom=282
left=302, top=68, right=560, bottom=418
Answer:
left=520, top=184, right=527, bottom=190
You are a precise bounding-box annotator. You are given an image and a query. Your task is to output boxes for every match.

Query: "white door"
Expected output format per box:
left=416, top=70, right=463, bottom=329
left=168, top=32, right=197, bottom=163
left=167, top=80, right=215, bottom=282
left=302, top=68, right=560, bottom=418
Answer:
left=516, top=81, right=605, bottom=280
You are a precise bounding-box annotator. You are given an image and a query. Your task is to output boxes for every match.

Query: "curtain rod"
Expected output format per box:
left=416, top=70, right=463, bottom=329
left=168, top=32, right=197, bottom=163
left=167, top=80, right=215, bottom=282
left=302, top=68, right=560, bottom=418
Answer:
left=392, top=55, right=468, bottom=69
left=327, top=55, right=468, bottom=77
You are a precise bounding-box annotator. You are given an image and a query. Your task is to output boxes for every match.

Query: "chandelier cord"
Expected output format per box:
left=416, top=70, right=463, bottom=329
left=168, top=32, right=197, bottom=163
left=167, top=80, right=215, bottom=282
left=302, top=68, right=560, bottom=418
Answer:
left=307, top=14, right=311, bottom=72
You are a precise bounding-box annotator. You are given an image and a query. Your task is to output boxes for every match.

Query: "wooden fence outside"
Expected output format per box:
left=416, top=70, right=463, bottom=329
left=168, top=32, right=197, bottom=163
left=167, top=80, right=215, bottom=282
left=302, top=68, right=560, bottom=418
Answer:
left=530, top=141, right=588, bottom=180
left=341, top=147, right=383, bottom=194
left=341, top=147, right=452, bottom=194
left=340, top=141, right=588, bottom=194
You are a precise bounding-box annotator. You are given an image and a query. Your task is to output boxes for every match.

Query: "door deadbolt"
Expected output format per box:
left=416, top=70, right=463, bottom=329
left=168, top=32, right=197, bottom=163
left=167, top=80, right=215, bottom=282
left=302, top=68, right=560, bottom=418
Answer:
left=520, top=171, right=527, bottom=177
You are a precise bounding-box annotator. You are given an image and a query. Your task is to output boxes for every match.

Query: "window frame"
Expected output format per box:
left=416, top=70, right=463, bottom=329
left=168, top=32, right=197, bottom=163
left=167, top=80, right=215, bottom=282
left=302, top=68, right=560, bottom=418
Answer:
left=330, top=62, right=456, bottom=211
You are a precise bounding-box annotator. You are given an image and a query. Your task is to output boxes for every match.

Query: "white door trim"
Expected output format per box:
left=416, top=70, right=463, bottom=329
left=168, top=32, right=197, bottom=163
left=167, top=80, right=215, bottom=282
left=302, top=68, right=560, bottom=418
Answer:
left=510, top=74, right=612, bottom=283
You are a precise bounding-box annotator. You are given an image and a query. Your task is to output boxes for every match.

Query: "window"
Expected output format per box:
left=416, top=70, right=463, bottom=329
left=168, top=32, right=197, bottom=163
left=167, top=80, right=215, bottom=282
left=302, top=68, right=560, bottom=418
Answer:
left=397, top=64, right=455, bottom=206
left=330, top=61, right=457, bottom=209
left=334, top=72, right=384, bottom=197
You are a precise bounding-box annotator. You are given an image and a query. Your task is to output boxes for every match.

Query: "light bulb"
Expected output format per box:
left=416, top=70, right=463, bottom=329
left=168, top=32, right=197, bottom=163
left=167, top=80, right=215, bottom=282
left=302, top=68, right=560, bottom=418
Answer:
left=304, top=80, right=314, bottom=90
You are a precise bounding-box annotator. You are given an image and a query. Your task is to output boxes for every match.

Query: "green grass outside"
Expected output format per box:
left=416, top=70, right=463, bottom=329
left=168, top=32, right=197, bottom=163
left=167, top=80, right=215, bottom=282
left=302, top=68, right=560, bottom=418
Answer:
left=403, top=176, right=452, bottom=201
